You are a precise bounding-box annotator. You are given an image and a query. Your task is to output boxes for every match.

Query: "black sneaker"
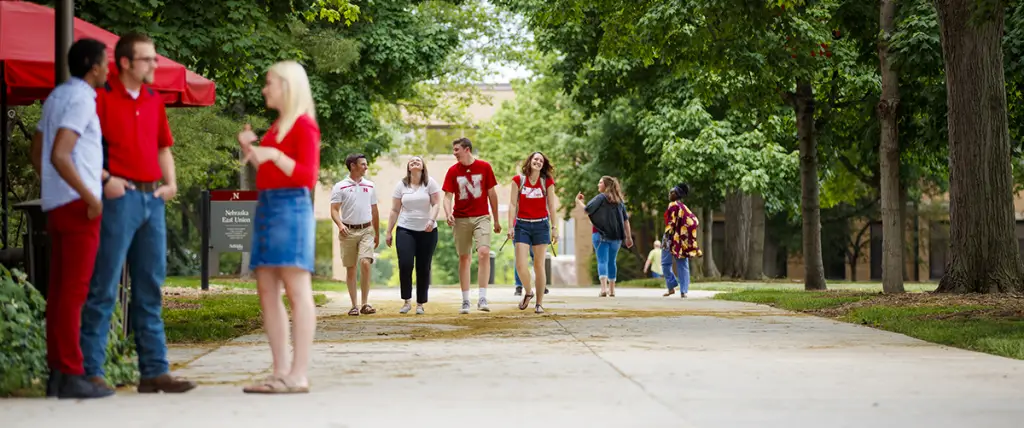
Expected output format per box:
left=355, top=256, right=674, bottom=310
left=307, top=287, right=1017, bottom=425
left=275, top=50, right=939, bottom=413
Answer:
left=46, top=370, right=63, bottom=398
left=514, top=287, right=522, bottom=296
left=58, top=374, right=116, bottom=399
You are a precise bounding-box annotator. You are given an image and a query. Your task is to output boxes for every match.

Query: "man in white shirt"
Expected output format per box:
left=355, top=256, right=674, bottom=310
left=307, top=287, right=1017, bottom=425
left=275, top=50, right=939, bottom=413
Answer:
left=29, top=38, right=116, bottom=400
left=330, top=153, right=380, bottom=316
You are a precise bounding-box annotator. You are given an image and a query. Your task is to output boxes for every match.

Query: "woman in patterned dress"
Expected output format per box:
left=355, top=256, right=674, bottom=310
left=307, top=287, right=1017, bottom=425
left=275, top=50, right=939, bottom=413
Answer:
left=662, top=183, right=702, bottom=298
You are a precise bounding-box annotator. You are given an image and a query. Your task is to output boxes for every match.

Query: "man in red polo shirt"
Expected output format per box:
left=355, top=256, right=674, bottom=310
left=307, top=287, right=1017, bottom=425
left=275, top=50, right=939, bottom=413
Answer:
left=79, top=32, right=195, bottom=394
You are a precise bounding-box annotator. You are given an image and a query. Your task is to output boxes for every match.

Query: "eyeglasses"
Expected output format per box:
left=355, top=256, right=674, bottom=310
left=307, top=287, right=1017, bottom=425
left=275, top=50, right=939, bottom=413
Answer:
left=132, top=56, right=158, bottom=64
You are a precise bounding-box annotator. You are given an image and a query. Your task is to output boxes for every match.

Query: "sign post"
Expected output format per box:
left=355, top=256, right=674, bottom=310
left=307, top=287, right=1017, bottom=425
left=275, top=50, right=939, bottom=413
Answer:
left=200, top=190, right=258, bottom=290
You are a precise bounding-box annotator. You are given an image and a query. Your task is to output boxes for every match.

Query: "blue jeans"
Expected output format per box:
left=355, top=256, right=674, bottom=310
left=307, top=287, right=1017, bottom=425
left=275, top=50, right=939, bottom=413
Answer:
left=592, top=232, right=622, bottom=281
left=514, top=247, right=534, bottom=286
left=663, top=255, right=690, bottom=293
left=80, top=189, right=168, bottom=379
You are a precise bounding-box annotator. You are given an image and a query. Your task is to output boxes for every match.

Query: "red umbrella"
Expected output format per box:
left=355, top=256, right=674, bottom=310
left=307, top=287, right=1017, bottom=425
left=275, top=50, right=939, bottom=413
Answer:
left=0, top=0, right=216, bottom=106
left=0, top=0, right=218, bottom=250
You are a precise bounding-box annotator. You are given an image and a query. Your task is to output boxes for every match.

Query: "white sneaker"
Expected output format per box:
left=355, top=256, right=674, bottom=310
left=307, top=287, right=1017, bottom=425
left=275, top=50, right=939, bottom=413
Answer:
left=399, top=302, right=412, bottom=314
left=478, top=297, right=490, bottom=312
left=416, top=305, right=425, bottom=315
left=460, top=300, right=470, bottom=314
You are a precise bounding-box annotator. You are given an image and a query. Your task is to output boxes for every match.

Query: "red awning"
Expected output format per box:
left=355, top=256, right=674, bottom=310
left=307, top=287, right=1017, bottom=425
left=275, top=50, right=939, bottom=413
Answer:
left=0, top=0, right=216, bottom=106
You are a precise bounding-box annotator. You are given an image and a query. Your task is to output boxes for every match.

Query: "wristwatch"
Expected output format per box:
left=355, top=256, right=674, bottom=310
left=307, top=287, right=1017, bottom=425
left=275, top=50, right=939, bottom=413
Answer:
left=102, top=174, right=111, bottom=186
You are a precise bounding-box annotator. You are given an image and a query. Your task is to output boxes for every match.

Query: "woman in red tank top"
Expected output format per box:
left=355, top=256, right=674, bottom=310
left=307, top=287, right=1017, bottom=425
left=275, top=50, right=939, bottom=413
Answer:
left=507, top=151, right=558, bottom=313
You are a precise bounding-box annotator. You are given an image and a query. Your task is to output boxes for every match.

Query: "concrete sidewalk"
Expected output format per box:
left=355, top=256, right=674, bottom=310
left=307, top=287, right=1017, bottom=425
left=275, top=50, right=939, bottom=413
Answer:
left=4, top=287, right=1023, bottom=428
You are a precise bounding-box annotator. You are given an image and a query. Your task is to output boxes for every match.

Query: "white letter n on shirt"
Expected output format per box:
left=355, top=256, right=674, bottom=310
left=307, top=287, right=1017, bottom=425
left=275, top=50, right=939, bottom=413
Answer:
left=456, top=174, right=483, bottom=200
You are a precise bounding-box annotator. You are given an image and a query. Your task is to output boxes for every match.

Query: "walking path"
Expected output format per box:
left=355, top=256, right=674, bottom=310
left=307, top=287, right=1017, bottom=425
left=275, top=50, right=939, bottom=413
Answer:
left=4, top=287, right=1024, bottom=428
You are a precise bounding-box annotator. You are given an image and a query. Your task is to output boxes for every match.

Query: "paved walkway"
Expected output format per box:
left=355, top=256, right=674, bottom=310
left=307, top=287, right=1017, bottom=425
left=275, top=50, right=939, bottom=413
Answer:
left=4, top=287, right=1024, bottom=428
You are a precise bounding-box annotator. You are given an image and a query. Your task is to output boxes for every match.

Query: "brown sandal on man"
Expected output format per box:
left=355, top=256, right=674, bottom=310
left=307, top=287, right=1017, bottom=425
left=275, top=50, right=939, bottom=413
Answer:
left=360, top=304, right=377, bottom=315
left=348, top=307, right=360, bottom=316
left=519, top=293, right=534, bottom=310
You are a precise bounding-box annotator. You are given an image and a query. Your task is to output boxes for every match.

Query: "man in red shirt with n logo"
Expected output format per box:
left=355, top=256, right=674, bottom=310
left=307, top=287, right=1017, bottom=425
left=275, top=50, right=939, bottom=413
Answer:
left=79, top=32, right=195, bottom=394
left=442, top=138, right=501, bottom=314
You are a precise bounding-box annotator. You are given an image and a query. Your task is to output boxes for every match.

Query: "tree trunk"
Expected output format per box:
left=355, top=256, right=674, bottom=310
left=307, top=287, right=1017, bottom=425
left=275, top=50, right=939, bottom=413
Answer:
left=723, top=191, right=751, bottom=278
left=879, top=0, right=905, bottom=294
left=744, top=194, right=765, bottom=280
left=849, top=222, right=871, bottom=283
left=911, top=199, right=921, bottom=282
left=703, top=207, right=721, bottom=278
left=933, top=0, right=1024, bottom=293
left=689, top=207, right=706, bottom=278
left=794, top=81, right=827, bottom=290
left=899, top=184, right=909, bottom=281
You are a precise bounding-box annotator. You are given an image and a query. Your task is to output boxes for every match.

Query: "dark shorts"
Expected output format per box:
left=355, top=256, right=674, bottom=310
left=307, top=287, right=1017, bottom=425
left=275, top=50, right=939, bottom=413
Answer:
left=250, top=188, right=316, bottom=273
left=514, top=218, right=551, bottom=246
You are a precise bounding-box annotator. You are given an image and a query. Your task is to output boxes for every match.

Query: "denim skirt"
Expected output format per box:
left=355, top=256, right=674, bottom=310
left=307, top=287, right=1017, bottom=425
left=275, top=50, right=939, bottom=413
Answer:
left=249, top=187, right=316, bottom=273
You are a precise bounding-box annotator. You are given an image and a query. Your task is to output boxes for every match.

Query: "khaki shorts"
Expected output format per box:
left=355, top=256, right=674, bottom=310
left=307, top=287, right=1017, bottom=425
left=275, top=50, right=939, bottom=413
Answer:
left=453, top=215, right=491, bottom=256
left=340, top=226, right=375, bottom=267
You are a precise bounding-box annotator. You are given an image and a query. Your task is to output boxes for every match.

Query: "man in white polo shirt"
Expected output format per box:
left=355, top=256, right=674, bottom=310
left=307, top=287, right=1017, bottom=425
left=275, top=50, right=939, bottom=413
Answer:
left=330, top=153, right=380, bottom=316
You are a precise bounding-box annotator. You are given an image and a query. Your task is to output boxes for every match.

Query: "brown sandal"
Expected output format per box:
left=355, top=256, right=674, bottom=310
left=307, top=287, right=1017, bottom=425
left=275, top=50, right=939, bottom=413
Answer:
left=519, top=293, right=534, bottom=310
left=663, top=289, right=675, bottom=297
left=348, top=307, right=360, bottom=316
left=360, top=304, right=377, bottom=315
left=243, top=376, right=309, bottom=394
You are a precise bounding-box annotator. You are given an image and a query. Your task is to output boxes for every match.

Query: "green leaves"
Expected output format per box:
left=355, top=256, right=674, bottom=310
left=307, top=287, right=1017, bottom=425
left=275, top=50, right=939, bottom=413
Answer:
left=646, top=100, right=799, bottom=213
left=303, top=0, right=362, bottom=25
left=0, top=265, right=136, bottom=396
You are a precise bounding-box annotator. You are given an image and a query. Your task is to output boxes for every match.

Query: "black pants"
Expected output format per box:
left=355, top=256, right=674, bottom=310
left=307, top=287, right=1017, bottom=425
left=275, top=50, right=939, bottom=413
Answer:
left=396, top=226, right=438, bottom=304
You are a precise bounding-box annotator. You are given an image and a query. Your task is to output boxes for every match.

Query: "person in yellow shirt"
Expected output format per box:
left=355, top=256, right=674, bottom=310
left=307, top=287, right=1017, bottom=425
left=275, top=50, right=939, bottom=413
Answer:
left=643, top=240, right=664, bottom=278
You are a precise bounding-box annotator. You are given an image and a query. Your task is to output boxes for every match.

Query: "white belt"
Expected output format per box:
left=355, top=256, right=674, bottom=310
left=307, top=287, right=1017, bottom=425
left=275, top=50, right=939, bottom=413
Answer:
left=516, top=217, right=549, bottom=223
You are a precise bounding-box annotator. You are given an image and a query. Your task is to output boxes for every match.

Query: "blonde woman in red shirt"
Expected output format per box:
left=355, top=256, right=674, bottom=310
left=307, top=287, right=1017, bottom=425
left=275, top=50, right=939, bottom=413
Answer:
left=236, top=60, right=320, bottom=394
left=507, top=151, right=558, bottom=313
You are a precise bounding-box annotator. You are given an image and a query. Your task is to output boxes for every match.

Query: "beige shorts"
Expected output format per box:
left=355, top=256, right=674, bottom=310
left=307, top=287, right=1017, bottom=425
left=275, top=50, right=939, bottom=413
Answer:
left=453, top=215, right=491, bottom=256
left=340, top=226, right=375, bottom=267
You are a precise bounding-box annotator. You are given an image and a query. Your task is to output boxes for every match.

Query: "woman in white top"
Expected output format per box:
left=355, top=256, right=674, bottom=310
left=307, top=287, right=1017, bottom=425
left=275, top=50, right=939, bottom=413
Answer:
left=385, top=156, right=441, bottom=314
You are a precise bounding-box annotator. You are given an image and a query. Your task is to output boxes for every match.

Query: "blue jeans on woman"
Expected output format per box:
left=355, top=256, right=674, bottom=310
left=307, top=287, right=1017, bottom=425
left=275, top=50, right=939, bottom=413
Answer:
left=592, top=232, right=622, bottom=281
left=663, top=252, right=691, bottom=294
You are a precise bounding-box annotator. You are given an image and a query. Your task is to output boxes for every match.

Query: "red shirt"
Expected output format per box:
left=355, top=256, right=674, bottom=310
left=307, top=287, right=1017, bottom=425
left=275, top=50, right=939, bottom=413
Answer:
left=255, top=115, right=321, bottom=191
left=96, top=78, right=173, bottom=182
left=442, top=159, right=497, bottom=218
left=512, top=175, right=554, bottom=219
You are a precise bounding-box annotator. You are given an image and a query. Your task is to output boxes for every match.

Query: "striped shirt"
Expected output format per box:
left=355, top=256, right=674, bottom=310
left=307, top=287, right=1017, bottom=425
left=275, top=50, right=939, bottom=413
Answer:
left=330, top=176, right=377, bottom=225
left=36, top=77, right=103, bottom=212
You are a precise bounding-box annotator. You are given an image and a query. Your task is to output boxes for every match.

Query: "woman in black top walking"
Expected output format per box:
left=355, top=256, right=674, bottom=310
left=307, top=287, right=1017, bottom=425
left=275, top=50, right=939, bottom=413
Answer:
left=576, top=176, right=633, bottom=297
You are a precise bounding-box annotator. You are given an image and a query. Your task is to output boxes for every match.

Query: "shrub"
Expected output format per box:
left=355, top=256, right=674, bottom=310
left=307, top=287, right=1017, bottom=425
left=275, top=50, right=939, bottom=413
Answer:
left=0, top=264, right=138, bottom=397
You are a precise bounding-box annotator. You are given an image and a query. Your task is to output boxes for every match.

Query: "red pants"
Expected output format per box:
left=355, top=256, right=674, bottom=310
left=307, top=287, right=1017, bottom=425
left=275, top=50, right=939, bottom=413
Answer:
left=45, top=199, right=101, bottom=375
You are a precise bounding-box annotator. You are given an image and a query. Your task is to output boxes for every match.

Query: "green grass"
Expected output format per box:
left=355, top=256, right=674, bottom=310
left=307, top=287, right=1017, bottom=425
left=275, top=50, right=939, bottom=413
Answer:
left=713, top=289, right=876, bottom=311
left=694, top=281, right=937, bottom=292
left=841, top=305, right=1024, bottom=360
left=716, top=289, right=1024, bottom=360
left=616, top=277, right=938, bottom=293
left=165, top=276, right=351, bottom=292
left=163, top=293, right=328, bottom=344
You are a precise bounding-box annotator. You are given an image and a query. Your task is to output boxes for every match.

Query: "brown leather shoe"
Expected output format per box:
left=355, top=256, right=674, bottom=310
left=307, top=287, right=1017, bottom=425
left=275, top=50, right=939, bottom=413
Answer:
left=89, top=376, right=114, bottom=391
left=137, top=373, right=197, bottom=393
